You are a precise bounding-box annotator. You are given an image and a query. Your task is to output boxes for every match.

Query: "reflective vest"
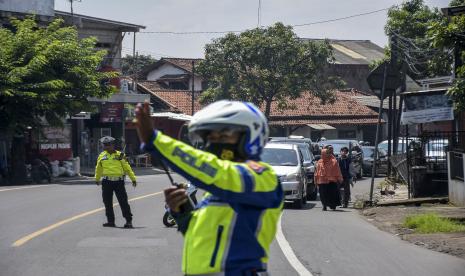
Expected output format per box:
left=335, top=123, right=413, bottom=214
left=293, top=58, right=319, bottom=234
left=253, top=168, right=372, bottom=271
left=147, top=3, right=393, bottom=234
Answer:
left=144, top=131, right=283, bottom=275
left=94, top=150, right=136, bottom=182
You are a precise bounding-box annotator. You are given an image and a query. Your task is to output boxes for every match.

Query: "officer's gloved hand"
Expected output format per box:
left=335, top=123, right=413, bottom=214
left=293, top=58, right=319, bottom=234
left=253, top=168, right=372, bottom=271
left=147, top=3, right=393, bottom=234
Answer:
left=96, top=181, right=100, bottom=186
left=132, top=181, right=137, bottom=187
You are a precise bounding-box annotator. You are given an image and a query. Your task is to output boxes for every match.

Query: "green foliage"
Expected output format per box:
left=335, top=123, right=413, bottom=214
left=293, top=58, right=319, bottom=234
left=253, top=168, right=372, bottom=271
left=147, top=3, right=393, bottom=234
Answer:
left=428, top=7, right=465, bottom=111
left=450, top=0, right=465, bottom=6
left=0, top=17, right=117, bottom=132
left=196, top=22, right=343, bottom=118
left=121, top=54, right=157, bottom=76
left=404, top=213, right=465, bottom=233
left=384, top=0, right=451, bottom=78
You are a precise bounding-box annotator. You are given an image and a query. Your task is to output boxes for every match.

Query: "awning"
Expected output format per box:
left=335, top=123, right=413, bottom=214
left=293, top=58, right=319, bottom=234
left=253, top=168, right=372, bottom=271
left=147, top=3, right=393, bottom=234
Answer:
left=151, top=112, right=192, bottom=121
left=307, top=123, right=336, bottom=130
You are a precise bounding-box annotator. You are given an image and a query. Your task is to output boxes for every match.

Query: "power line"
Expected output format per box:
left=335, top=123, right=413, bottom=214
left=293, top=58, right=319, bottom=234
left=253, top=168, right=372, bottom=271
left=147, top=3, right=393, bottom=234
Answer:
left=292, top=7, right=391, bottom=27
left=139, top=7, right=392, bottom=35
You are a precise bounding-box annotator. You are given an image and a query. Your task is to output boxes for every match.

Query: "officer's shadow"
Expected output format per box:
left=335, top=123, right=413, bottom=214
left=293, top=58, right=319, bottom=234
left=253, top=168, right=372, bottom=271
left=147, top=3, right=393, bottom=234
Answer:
left=114, top=226, right=147, bottom=229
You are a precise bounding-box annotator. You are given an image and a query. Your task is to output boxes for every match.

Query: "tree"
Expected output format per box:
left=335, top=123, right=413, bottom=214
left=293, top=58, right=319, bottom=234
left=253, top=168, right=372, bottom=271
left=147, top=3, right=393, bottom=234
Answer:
left=0, top=17, right=117, bottom=183
left=428, top=6, right=465, bottom=111
left=121, top=54, right=157, bottom=77
left=197, top=22, right=343, bottom=118
left=384, top=0, right=451, bottom=78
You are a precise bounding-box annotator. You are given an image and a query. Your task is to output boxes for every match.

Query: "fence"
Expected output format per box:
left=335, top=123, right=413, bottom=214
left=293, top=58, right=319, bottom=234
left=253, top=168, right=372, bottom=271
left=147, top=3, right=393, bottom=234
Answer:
left=391, top=131, right=465, bottom=187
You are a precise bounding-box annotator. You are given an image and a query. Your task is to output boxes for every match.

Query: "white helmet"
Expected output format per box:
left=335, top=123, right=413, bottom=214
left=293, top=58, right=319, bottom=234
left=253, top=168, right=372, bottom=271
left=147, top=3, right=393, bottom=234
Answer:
left=188, top=100, right=269, bottom=160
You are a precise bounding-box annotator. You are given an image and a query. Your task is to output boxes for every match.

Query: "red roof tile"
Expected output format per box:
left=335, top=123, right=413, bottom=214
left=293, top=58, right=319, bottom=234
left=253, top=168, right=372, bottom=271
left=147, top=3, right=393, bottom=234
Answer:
left=268, top=91, right=378, bottom=117
left=269, top=118, right=383, bottom=126
left=152, top=90, right=202, bottom=115
left=138, top=82, right=379, bottom=126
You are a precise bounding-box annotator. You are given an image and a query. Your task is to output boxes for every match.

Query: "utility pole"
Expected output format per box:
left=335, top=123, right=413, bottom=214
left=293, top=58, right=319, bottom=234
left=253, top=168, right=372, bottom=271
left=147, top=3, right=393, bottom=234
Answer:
left=133, top=33, right=137, bottom=91
left=387, top=34, right=398, bottom=178
left=369, top=63, right=388, bottom=204
left=191, top=60, right=195, bottom=116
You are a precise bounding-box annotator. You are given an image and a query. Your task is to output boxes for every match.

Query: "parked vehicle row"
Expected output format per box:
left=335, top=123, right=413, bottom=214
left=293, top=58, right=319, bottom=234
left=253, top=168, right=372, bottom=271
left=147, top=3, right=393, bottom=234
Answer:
left=318, top=139, right=364, bottom=178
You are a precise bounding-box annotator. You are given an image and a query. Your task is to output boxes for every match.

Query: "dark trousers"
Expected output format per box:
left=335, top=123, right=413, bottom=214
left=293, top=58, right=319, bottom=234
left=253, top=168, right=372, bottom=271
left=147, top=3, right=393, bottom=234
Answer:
left=102, top=179, right=132, bottom=223
left=339, top=178, right=351, bottom=205
left=319, top=182, right=341, bottom=209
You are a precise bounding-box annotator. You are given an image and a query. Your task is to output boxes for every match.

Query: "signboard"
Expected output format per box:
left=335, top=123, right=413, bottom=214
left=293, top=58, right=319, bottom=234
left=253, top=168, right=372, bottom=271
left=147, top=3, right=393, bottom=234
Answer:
left=39, top=125, right=72, bottom=161
left=367, top=61, right=401, bottom=100
left=71, top=112, right=91, bottom=120
left=401, top=90, right=453, bottom=125
left=100, top=103, right=124, bottom=123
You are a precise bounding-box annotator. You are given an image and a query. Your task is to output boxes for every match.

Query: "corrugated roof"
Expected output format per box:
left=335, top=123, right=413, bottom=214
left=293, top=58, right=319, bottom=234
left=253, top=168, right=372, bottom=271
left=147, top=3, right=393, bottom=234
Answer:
left=351, top=96, right=402, bottom=110
left=302, top=39, right=385, bottom=65
left=55, top=10, right=145, bottom=31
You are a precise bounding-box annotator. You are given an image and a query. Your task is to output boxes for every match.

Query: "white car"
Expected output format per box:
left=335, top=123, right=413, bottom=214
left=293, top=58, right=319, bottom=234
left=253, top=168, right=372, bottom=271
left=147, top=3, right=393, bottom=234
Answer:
left=425, top=139, right=448, bottom=170
left=261, top=143, right=307, bottom=208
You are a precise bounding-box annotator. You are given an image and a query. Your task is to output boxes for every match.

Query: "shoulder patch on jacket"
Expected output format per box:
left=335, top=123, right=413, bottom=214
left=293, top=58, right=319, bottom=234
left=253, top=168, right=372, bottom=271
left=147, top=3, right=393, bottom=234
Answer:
left=246, top=161, right=267, bottom=174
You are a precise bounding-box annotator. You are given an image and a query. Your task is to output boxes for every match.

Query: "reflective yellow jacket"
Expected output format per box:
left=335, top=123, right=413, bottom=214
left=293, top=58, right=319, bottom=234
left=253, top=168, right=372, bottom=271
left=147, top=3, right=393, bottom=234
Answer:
left=94, top=150, right=136, bottom=182
left=143, top=130, right=283, bottom=275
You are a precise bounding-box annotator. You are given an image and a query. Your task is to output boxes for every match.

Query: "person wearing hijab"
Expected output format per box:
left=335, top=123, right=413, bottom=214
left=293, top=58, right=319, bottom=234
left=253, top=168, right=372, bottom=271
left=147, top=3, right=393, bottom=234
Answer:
left=314, top=148, right=343, bottom=211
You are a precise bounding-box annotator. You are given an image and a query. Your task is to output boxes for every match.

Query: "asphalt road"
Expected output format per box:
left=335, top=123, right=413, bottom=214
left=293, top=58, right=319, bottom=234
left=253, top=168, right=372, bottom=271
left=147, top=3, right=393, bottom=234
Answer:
left=0, top=174, right=464, bottom=276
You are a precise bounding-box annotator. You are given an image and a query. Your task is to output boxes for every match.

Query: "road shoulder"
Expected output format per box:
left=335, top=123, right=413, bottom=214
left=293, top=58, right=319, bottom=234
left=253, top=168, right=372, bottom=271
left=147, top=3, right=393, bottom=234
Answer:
left=360, top=204, right=465, bottom=260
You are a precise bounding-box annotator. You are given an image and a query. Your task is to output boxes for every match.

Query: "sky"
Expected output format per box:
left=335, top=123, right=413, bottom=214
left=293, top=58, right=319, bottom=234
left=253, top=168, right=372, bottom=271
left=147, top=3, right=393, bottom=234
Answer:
left=54, top=0, right=450, bottom=59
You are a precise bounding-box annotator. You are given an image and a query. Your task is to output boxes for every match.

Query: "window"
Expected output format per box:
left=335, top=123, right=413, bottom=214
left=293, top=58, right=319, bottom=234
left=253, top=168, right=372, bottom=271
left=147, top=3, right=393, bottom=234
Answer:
left=168, top=82, right=188, bottom=90
left=261, top=148, right=298, bottom=166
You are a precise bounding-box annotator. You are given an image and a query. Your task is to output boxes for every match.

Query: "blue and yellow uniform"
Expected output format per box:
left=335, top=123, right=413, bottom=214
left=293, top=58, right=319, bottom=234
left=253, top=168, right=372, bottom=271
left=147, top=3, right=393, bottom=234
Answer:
left=143, top=130, right=283, bottom=275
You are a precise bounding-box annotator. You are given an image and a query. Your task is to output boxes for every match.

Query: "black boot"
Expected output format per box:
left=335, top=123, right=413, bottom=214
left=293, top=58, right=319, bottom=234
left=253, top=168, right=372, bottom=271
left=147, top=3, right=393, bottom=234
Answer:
left=103, top=222, right=116, bottom=227
left=124, top=220, right=133, bottom=228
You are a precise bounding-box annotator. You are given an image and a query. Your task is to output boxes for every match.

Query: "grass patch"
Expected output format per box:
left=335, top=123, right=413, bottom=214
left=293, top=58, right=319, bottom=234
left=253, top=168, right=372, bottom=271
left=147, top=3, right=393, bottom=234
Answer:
left=403, top=213, right=465, bottom=234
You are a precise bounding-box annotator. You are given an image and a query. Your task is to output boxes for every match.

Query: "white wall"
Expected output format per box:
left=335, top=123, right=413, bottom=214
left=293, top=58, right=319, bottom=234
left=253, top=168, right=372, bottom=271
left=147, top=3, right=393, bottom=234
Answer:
left=188, top=76, right=203, bottom=91
left=448, top=152, right=465, bottom=207
left=147, top=64, right=185, bottom=80
left=147, top=63, right=202, bottom=91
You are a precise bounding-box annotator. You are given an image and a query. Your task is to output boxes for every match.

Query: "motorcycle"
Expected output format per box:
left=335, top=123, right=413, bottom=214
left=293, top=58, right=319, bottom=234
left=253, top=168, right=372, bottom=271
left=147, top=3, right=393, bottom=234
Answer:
left=163, top=182, right=198, bottom=227
left=30, top=158, right=52, bottom=184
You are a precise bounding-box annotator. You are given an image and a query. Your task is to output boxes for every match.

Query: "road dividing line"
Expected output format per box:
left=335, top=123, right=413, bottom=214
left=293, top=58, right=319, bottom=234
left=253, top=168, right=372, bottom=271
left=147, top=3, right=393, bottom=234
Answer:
left=0, top=185, right=50, bottom=193
left=12, top=191, right=163, bottom=247
left=276, top=215, right=314, bottom=276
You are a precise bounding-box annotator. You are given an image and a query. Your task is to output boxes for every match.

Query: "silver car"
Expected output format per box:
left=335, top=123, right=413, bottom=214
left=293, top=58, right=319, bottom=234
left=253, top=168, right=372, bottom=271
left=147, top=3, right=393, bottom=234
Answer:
left=261, top=143, right=308, bottom=209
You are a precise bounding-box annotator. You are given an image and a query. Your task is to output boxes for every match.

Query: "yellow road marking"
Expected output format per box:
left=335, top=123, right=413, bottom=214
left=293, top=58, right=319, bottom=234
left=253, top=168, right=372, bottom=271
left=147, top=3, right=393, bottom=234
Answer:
left=12, top=191, right=163, bottom=247
left=0, top=185, right=50, bottom=193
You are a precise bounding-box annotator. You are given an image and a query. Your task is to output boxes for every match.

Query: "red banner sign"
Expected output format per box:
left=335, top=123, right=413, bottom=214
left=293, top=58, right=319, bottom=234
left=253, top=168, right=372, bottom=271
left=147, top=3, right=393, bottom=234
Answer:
left=100, top=103, right=124, bottom=123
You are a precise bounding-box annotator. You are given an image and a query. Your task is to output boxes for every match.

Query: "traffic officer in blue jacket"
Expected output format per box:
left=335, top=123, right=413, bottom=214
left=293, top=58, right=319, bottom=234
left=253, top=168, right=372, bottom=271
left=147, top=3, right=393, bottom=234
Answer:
left=135, top=100, right=283, bottom=276
left=95, top=136, right=137, bottom=228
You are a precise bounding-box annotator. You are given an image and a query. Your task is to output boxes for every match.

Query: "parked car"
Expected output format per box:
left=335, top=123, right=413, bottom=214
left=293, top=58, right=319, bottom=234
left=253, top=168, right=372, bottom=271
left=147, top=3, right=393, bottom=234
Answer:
left=268, top=141, right=317, bottom=200
left=361, top=146, right=388, bottom=176
left=378, top=137, right=420, bottom=154
left=261, top=143, right=308, bottom=208
left=424, top=139, right=448, bottom=171
left=318, top=139, right=364, bottom=178
left=269, top=135, right=320, bottom=155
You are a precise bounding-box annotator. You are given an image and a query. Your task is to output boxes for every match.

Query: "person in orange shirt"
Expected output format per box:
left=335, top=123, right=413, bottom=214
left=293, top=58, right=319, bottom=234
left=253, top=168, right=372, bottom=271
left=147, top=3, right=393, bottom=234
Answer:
left=314, top=148, right=343, bottom=211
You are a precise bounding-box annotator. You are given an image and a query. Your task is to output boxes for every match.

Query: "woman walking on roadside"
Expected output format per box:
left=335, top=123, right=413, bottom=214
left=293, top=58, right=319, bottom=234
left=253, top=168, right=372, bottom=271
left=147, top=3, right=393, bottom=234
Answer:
left=315, top=148, right=343, bottom=211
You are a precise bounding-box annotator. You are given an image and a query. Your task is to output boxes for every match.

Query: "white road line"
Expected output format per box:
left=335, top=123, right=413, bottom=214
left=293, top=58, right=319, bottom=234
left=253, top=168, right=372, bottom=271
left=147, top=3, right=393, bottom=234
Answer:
left=0, top=185, right=51, bottom=193
left=276, top=215, right=314, bottom=276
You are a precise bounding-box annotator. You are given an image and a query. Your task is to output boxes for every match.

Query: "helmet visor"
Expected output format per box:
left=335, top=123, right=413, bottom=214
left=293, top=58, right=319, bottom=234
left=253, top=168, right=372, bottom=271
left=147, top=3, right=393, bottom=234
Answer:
left=188, top=123, right=247, bottom=145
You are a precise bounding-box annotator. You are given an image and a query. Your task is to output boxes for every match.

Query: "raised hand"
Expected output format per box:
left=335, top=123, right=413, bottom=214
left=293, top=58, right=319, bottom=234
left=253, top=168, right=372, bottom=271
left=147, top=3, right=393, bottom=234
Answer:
left=134, top=101, right=154, bottom=144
